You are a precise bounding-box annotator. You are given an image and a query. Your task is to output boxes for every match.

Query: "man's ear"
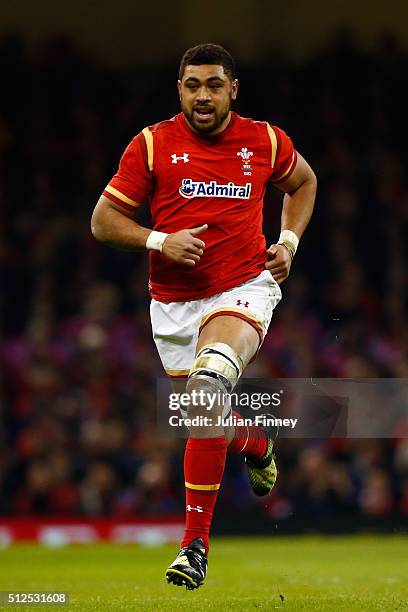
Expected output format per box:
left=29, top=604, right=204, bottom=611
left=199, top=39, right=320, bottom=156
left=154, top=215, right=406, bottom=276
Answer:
left=177, top=80, right=182, bottom=100
left=232, top=79, right=239, bottom=101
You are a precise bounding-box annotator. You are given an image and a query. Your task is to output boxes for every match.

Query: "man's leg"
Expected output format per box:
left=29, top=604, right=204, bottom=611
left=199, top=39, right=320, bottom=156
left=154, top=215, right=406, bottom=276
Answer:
left=167, top=315, right=278, bottom=588
left=197, top=315, right=274, bottom=464
left=167, top=316, right=270, bottom=588
left=181, top=315, right=258, bottom=550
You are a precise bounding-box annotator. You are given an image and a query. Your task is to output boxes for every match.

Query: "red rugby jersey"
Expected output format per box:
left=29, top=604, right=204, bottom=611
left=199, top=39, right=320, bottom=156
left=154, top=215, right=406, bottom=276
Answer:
left=103, top=112, right=297, bottom=302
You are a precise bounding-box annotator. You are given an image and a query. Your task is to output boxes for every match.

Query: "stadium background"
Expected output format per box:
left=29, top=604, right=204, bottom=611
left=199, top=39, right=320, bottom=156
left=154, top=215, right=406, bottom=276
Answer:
left=1, top=0, right=408, bottom=543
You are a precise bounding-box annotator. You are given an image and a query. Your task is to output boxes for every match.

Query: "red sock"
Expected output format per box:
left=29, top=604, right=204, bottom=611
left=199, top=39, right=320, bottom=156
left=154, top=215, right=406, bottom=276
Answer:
left=227, top=410, right=267, bottom=461
left=181, top=436, right=227, bottom=554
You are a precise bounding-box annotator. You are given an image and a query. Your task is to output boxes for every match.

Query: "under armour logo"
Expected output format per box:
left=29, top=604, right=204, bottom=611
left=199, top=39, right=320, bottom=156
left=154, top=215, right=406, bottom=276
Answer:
left=171, top=153, right=189, bottom=164
left=187, top=504, right=204, bottom=513
left=236, top=300, right=249, bottom=307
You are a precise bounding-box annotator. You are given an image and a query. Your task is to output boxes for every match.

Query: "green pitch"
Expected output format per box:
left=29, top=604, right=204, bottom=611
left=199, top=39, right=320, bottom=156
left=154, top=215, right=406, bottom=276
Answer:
left=0, top=536, right=407, bottom=611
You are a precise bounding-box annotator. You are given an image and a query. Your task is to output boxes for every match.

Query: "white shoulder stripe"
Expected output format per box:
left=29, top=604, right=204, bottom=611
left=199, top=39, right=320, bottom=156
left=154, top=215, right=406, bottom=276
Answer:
left=266, top=124, right=277, bottom=168
left=142, top=127, right=153, bottom=171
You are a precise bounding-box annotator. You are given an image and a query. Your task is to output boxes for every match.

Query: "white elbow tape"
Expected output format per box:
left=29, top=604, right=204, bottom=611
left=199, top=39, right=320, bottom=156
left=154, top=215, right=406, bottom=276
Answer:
left=145, top=230, right=168, bottom=252
left=277, top=229, right=299, bottom=259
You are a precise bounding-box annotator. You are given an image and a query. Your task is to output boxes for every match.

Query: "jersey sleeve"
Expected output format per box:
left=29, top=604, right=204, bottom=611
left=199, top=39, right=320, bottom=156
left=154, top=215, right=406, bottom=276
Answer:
left=268, top=125, right=298, bottom=184
left=103, top=130, right=153, bottom=212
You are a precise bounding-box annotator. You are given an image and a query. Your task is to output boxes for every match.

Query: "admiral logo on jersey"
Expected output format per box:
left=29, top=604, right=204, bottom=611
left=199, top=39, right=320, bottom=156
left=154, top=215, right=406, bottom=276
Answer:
left=179, top=178, right=252, bottom=200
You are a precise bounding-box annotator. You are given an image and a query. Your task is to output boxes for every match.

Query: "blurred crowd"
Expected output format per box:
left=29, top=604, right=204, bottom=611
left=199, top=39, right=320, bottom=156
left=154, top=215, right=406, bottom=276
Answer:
left=0, top=31, right=407, bottom=527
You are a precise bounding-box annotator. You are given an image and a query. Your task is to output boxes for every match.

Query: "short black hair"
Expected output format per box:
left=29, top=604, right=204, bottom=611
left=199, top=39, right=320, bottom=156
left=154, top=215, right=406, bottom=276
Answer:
left=179, top=43, right=236, bottom=81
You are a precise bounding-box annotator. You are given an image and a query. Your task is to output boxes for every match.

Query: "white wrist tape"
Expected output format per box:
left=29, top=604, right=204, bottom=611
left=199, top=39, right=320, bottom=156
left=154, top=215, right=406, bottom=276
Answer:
left=277, top=229, right=299, bottom=259
left=145, top=230, right=168, bottom=253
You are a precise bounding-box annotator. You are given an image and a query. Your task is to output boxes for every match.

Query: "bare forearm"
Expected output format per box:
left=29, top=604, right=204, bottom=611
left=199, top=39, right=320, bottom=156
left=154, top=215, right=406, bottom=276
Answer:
left=281, top=176, right=317, bottom=239
left=91, top=199, right=150, bottom=251
left=91, top=197, right=208, bottom=266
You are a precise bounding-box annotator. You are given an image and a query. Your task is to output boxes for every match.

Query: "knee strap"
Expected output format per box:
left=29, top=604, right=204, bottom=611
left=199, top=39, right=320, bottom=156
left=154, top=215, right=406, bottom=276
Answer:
left=188, top=342, right=243, bottom=394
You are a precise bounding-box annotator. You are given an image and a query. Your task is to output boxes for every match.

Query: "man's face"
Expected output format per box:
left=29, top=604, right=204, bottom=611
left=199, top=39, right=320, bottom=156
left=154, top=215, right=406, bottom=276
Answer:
left=178, top=64, right=238, bottom=135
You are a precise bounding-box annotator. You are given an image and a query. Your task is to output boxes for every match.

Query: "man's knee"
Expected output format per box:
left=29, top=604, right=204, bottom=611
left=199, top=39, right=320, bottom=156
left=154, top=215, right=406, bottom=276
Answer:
left=185, top=342, right=243, bottom=423
left=185, top=377, right=222, bottom=419
left=189, top=342, right=243, bottom=394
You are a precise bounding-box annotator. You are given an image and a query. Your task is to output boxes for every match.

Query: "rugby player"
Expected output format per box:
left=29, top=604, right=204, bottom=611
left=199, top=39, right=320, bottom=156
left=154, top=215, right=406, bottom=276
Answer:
left=91, top=43, right=317, bottom=590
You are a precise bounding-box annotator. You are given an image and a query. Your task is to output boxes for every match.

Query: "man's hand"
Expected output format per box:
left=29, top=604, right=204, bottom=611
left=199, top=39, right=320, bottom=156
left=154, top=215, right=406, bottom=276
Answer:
left=162, top=224, right=208, bottom=267
left=265, top=244, right=292, bottom=284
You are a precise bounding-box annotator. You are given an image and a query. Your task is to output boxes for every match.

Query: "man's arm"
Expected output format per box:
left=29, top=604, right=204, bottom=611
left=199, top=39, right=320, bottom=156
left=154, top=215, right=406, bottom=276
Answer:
left=91, top=195, right=207, bottom=267
left=265, top=153, right=317, bottom=284
left=91, top=195, right=150, bottom=250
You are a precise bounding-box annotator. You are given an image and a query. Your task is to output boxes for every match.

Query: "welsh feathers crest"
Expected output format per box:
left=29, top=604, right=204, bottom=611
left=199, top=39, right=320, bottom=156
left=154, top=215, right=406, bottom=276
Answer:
left=237, top=147, right=253, bottom=175
left=237, top=147, right=253, bottom=161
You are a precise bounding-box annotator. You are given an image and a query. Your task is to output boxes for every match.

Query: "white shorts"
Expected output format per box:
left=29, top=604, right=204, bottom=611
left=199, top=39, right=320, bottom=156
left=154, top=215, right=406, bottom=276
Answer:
left=150, top=270, right=282, bottom=378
